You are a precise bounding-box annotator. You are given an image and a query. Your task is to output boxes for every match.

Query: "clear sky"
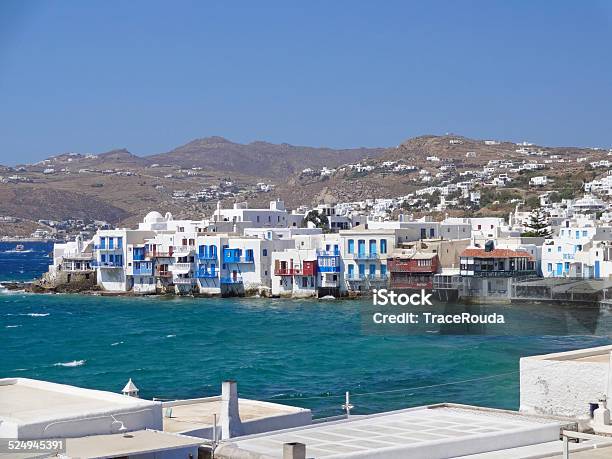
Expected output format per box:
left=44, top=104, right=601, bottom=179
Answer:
left=0, top=1, right=611, bottom=164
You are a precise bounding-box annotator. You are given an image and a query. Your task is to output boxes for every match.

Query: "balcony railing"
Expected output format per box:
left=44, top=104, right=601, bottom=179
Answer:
left=196, top=270, right=217, bottom=279
left=170, top=263, right=192, bottom=272
left=148, top=251, right=173, bottom=258
left=94, top=245, right=122, bottom=252
left=220, top=276, right=243, bottom=284
left=353, top=252, right=379, bottom=260
left=173, top=246, right=196, bottom=255
left=275, top=267, right=302, bottom=276
left=198, top=253, right=218, bottom=261
left=316, top=249, right=340, bottom=257
left=464, top=269, right=537, bottom=278
left=155, top=271, right=172, bottom=277
left=224, top=255, right=254, bottom=263
left=174, top=277, right=195, bottom=285
left=132, top=267, right=153, bottom=276
left=92, top=261, right=123, bottom=268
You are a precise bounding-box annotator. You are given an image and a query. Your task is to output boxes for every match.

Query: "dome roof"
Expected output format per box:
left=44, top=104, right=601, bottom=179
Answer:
left=144, top=211, right=164, bottom=223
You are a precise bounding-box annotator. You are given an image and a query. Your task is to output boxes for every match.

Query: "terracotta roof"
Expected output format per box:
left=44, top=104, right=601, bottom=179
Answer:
left=460, top=248, right=533, bottom=259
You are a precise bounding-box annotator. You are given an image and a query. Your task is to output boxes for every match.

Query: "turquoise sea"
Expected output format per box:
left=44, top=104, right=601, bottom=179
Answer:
left=1, top=242, right=610, bottom=418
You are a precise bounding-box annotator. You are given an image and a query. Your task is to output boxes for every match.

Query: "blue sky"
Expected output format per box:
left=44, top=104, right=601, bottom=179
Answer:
left=0, top=1, right=611, bottom=164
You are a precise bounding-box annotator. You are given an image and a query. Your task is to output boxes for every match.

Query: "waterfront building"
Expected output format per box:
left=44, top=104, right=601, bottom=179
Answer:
left=459, top=243, right=536, bottom=300
left=541, top=216, right=597, bottom=277
left=387, top=249, right=439, bottom=290
left=339, top=228, right=394, bottom=293
left=271, top=247, right=318, bottom=297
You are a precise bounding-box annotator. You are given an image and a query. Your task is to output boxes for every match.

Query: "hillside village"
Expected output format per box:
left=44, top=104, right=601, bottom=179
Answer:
left=1, top=134, right=611, bottom=241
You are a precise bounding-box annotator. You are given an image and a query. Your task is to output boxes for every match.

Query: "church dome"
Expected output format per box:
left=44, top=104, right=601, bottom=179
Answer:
left=143, top=211, right=164, bottom=223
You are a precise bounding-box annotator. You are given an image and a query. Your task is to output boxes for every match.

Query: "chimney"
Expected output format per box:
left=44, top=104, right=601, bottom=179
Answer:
left=283, top=442, right=306, bottom=459
left=221, top=380, right=243, bottom=439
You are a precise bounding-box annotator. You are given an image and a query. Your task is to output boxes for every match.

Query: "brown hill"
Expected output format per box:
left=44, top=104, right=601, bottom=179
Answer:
left=147, top=137, right=387, bottom=178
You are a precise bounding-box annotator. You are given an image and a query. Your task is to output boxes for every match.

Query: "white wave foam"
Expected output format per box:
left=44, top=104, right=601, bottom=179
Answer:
left=3, top=249, right=34, bottom=253
left=166, top=334, right=176, bottom=338
left=54, top=359, right=86, bottom=367
left=5, top=325, right=21, bottom=328
left=23, top=313, right=50, bottom=317
left=111, top=341, right=124, bottom=346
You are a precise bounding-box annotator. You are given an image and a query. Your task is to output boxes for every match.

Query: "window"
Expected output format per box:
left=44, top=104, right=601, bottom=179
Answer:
left=557, top=246, right=562, bottom=252
left=547, top=248, right=552, bottom=253
left=547, top=263, right=552, bottom=272
left=575, top=231, right=580, bottom=239
left=109, top=238, right=114, bottom=249
left=380, top=239, right=387, bottom=254
left=380, top=264, right=387, bottom=277
left=262, top=249, right=268, bottom=256
left=429, top=228, right=435, bottom=238
left=348, top=264, right=354, bottom=278
left=477, top=225, right=482, bottom=230
left=348, top=239, right=354, bottom=254
left=582, top=230, right=587, bottom=237
left=117, top=237, right=123, bottom=249
left=369, top=264, right=376, bottom=277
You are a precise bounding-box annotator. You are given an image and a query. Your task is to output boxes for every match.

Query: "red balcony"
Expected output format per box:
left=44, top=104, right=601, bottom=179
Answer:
left=275, top=267, right=302, bottom=276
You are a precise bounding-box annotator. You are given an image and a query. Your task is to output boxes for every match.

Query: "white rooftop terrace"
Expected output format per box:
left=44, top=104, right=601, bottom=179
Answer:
left=0, top=378, right=162, bottom=440
left=162, top=395, right=311, bottom=438
left=216, top=404, right=574, bottom=459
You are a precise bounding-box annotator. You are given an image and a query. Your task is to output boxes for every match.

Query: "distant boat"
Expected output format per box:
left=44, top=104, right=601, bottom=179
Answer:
left=15, top=244, right=25, bottom=252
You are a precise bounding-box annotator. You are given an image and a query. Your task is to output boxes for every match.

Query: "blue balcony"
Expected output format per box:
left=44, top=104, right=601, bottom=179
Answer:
left=220, top=276, right=243, bottom=284
left=133, top=267, right=153, bottom=276
left=94, top=245, right=122, bottom=252
left=316, top=249, right=341, bottom=257
left=133, top=248, right=147, bottom=261
left=354, top=252, right=378, bottom=260
left=223, top=249, right=254, bottom=263
left=198, top=253, right=218, bottom=261
left=196, top=269, right=217, bottom=279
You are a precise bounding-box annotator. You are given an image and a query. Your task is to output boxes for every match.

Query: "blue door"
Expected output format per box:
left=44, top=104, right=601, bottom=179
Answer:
left=358, top=240, right=366, bottom=256
left=369, top=264, right=376, bottom=278
left=556, top=263, right=563, bottom=276
left=595, top=261, right=601, bottom=278
left=358, top=264, right=366, bottom=279
left=347, top=264, right=354, bottom=279
left=369, top=240, right=376, bottom=255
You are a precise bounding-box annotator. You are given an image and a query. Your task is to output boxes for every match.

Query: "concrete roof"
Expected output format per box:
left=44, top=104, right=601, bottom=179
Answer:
left=163, top=397, right=309, bottom=434
left=0, top=378, right=156, bottom=423
left=64, top=429, right=202, bottom=459
left=216, top=404, right=570, bottom=459
left=523, top=345, right=612, bottom=364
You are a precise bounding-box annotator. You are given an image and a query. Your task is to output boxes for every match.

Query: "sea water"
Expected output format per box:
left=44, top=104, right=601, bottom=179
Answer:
left=1, top=243, right=610, bottom=418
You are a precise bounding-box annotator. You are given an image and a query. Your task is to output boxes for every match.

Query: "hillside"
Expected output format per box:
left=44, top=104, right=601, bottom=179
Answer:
left=0, top=134, right=608, bottom=237
left=147, top=137, right=387, bottom=178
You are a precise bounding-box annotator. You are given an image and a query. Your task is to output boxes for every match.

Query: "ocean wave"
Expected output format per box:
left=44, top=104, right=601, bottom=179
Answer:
left=22, top=313, right=50, bottom=317
left=5, top=325, right=21, bottom=328
left=54, top=359, right=86, bottom=367
left=111, top=341, right=124, bottom=346
left=3, top=249, right=34, bottom=253
left=166, top=334, right=176, bottom=338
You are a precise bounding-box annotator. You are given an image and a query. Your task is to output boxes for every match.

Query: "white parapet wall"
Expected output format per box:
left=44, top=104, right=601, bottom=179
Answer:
left=520, top=345, right=612, bottom=418
left=0, top=378, right=163, bottom=440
